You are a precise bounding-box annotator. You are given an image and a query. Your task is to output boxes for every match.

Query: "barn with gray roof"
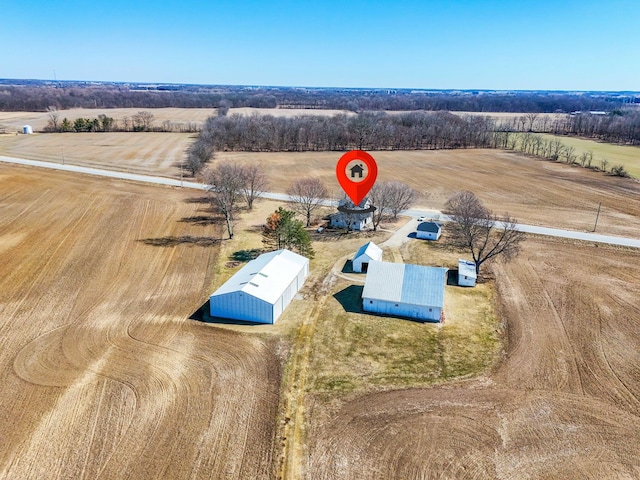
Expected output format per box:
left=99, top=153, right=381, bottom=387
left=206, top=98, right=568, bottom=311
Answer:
left=362, top=261, right=447, bottom=322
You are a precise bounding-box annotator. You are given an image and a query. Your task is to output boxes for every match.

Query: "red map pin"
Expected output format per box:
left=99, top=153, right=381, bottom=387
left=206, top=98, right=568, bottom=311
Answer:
left=335, top=150, right=378, bottom=206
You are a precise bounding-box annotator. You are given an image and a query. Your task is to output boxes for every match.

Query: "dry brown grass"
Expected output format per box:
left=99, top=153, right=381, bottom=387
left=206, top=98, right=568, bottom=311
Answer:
left=306, top=234, right=500, bottom=399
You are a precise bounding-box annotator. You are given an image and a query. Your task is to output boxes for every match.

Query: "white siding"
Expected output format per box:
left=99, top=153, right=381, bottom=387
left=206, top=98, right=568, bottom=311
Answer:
left=363, top=298, right=441, bottom=322
left=353, top=253, right=373, bottom=273
left=209, top=249, right=309, bottom=324
left=458, top=260, right=477, bottom=287
left=210, top=292, right=274, bottom=324
left=416, top=231, right=439, bottom=240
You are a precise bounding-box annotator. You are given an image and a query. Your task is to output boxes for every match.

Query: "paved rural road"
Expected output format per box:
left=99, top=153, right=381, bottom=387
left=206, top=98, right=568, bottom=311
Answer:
left=2, top=155, right=639, bottom=249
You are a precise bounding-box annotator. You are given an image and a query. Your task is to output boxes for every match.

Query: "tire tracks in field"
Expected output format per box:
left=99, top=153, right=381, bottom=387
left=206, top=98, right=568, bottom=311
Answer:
left=279, top=272, right=335, bottom=480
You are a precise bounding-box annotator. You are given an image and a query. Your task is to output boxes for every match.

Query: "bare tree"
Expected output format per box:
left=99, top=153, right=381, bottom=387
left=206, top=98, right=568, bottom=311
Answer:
left=368, top=181, right=416, bottom=226
left=386, top=181, right=416, bottom=219
left=563, top=146, right=576, bottom=164
left=445, top=191, right=524, bottom=276
left=286, top=177, right=328, bottom=227
left=239, top=164, right=268, bottom=209
left=202, top=163, right=246, bottom=239
left=218, top=99, right=232, bottom=117
left=45, top=107, right=60, bottom=132
left=368, top=182, right=390, bottom=231
left=186, top=139, right=214, bottom=176
left=525, top=113, right=539, bottom=132
left=132, top=111, right=154, bottom=131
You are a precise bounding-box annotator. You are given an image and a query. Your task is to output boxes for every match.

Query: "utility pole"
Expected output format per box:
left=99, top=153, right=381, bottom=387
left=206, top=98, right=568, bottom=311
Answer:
left=61, top=147, right=65, bottom=165
left=593, top=202, right=601, bottom=232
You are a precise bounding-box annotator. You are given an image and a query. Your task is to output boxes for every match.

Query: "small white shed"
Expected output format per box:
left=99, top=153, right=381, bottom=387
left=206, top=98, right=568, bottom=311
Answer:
left=352, top=241, right=383, bottom=273
left=416, top=221, right=441, bottom=240
left=362, top=261, right=447, bottom=322
left=209, top=249, right=309, bottom=324
left=458, top=259, right=477, bottom=287
left=22, top=125, right=33, bottom=134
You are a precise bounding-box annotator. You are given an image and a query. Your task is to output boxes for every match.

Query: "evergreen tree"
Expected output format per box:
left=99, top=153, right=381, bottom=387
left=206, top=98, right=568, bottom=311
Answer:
left=262, top=207, right=314, bottom=259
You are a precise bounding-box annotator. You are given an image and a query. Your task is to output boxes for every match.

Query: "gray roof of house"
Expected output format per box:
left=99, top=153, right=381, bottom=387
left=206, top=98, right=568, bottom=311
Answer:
left=417, top=221, right=441, bottom=233
left=362, top=261, right=447, bottom=308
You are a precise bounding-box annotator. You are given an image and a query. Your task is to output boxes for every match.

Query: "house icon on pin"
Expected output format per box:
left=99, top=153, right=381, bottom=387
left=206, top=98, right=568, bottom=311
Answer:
left=349, top=163, right=365, bottom=178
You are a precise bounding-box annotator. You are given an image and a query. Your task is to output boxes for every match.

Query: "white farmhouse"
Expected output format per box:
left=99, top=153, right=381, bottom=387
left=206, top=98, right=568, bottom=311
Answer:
left=352, top=241, right=383, bottom=273
left=458, top=259, right=477, bottom=287
left=362, top=261, right=447, bottom=322
left=209, top=249, right=309, bottom=324
left=416, top=221, right=441, bottom=240
left=329, top=197, right=373, bottom=231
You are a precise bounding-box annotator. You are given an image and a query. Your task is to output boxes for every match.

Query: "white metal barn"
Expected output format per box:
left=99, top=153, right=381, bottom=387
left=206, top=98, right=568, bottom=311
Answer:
left=352, top=241, right=383, bottom=273
left=458, top=259, right=477, bottom=287
left=362, top=261, right=447, bottom=322
left=209, top=249, right=309, bottom=324
left=416, top=221, right=442, bottom=240
left=22, top=125, right=33, bottom=134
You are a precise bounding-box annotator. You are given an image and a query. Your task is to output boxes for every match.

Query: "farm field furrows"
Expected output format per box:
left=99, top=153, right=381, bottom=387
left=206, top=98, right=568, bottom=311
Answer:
left=0, top=132, right=194, bottom=177
left=0, top=165, right=280, bottom=479
left=219, top=149, right=640, bottom=238
left=307, top=237, right=640, bottom=479
left=3, top=138, right=639, bottom=238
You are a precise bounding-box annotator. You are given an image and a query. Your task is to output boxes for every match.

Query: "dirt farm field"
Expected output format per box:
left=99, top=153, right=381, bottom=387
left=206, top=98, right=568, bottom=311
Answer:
left=0, top=132, right=194, bottom=177
left=219, top=149, right=640, bottom=238
left=2, top=144, right=640, bottom=478
left=307, top=237, right=640, bottom=479
left=2, top=133, right=640, bottom=239
left=0, top=165, right=281, bottom=479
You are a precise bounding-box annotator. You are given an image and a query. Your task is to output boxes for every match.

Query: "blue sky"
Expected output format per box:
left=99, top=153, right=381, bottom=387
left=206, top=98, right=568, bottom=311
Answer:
left=1, top=0, right=638, bottom=90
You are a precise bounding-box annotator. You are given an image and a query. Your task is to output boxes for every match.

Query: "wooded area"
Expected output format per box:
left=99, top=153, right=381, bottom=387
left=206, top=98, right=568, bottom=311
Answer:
left=1, top=80, right=635, bottom=113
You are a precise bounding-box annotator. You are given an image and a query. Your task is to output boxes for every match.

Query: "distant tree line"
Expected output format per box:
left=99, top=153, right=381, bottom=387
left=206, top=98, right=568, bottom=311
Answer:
left=44, top=110, right=199, bottom=133
left=558, top=111, right=640, bottom=145
left=1, top=82, right=635, bottom=113
left=493, top=110, right=640, bottom=145
left=0, top=85, right=277, bottom=111
left=197, top=111, right=496, bottom=152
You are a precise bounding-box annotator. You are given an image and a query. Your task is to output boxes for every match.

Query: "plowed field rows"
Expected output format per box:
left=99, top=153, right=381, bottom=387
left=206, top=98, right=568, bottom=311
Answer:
left=0, top=165, right=280, bottom=479
left=307, top=238, right=640, bottom=479
left=0, top=132, right=194, bottom=177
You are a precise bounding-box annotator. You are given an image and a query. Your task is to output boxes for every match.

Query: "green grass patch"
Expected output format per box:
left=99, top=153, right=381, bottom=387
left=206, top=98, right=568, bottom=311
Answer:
left=539, top=134, right=640, bottom=178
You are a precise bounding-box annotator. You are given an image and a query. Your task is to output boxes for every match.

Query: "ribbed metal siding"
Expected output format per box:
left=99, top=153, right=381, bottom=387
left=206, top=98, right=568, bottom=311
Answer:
left=210, top=292, right=274, bottom=324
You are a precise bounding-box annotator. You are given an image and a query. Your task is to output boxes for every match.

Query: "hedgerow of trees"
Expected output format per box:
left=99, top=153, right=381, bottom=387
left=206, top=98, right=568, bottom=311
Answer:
left=197, top=111, right=496, bottom=152
left=512, top=133, right=630, bottom=177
